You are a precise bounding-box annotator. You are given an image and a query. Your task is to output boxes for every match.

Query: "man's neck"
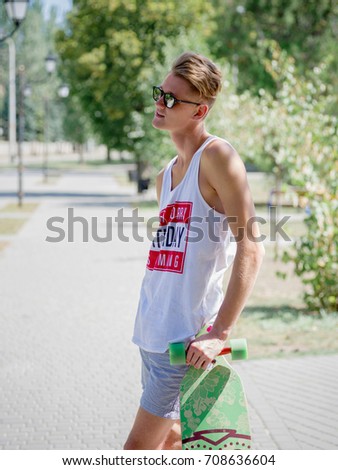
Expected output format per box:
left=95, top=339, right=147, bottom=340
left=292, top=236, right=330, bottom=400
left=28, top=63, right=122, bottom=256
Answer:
left=170, top=126, right=211, bottom=165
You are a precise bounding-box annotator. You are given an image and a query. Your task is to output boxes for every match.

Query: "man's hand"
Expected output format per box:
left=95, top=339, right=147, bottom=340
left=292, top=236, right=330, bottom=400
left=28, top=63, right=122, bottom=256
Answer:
left=186, top=332, right=227, bottom=370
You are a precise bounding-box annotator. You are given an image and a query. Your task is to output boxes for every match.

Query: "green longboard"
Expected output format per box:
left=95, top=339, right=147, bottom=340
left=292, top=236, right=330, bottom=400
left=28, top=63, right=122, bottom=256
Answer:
left=170, top=327, right=251, bottom=450
left=179, top=355, right=251, bottom=450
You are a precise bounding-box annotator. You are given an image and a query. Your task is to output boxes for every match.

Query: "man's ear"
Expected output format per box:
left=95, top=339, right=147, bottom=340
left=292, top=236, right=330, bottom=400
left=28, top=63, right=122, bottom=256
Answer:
left=193, top=104, right=209, bottom=120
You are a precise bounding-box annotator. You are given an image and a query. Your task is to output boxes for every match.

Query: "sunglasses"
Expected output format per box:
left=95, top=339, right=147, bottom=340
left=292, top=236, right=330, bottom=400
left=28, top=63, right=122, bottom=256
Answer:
left=152, top=86, right=201, bottom=109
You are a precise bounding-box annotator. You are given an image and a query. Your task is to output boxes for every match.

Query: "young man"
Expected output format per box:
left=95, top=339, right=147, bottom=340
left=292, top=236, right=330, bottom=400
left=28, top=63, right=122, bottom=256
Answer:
left=124, top=52, right=264, bottom=450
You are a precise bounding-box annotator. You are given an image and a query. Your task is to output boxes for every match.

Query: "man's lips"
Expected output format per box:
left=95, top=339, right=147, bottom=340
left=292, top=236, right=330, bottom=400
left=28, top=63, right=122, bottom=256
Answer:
left=155, top=111, right=165, bottom=118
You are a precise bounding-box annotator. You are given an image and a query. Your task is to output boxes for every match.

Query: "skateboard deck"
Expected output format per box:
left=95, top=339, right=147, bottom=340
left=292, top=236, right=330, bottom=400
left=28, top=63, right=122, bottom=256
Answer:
left=179, top=352, right=252, bottom=450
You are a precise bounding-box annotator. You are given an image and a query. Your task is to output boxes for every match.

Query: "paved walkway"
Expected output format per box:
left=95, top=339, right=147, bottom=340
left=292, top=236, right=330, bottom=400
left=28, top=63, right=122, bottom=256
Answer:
left=0, top=167, right=337, bottom=450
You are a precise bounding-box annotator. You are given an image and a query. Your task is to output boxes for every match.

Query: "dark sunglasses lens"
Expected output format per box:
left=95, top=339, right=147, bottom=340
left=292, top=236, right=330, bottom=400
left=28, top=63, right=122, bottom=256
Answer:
left=153, top=87, right=162, bottom=102
left=153, top=87, right=175, bottom=108
left=165, top=94, right=175, bottom=108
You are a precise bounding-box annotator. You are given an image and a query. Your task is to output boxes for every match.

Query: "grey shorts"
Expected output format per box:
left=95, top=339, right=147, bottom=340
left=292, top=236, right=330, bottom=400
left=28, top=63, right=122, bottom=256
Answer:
left=140, top=348, right=189, bottom=420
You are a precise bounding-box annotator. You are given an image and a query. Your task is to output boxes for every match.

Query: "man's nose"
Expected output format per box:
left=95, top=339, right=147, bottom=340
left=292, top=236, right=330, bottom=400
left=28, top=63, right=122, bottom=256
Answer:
left=156, top=95, right=165, bottom=108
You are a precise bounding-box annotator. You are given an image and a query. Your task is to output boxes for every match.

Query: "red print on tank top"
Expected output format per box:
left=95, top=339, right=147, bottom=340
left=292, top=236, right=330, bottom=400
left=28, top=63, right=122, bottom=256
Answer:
left=147, top=201, right=192, bottom=273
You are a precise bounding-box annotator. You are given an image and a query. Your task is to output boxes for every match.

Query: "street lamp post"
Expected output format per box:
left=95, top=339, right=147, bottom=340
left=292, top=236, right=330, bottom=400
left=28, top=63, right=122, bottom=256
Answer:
left=43, top=54, right=56, bottom=183
left=7, top=37, right=16, bottom=163
left=17, top=64, right=25, bottom=206
left=1, top=1, right=29, bottom=162
left=1, top=1, right=29, bottom=205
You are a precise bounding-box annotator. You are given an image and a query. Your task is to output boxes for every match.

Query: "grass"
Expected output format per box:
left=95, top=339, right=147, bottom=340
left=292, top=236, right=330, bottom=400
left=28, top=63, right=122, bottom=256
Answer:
left=17, top=158, right=135, bottom=171
left=0, top=218, right=28, bottom=235
left=0, top=203, right=39, bottom=213
left=232, top=308, right=338, bottom=359
left=0, top=203, right=39, bottom=241
left=224, top=246, right=338, bottom=359
left=254, top=216, right=306, bottom=241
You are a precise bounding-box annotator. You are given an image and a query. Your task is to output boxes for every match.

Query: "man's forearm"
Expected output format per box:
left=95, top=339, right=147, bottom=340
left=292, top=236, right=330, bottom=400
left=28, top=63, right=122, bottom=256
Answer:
left=212, top=242, right=265, bottom=341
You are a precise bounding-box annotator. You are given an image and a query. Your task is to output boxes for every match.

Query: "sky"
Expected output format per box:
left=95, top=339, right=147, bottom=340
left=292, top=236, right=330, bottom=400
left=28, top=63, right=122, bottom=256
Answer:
left=41, top=0, right=73, bottom=21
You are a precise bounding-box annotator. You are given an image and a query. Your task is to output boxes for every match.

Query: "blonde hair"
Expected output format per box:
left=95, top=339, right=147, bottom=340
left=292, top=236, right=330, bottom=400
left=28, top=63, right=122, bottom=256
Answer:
left=171, top=52, right=222, bottom=107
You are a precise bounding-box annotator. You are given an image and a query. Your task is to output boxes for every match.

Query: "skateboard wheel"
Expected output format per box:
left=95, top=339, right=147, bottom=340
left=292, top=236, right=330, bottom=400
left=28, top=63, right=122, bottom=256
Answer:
left=230, top=339, right=248, bottom=360
left=169, top=342, right=186, bottom=365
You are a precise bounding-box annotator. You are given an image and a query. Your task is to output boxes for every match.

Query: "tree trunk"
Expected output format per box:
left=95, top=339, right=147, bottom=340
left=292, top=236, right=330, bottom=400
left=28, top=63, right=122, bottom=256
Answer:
left=274, top=168, right=282, bottom=258
left=106, top=146, right=111, bottom=162
left=78, top=144, right=84, bottom=164
left=136, top=152, right=142, bottom=194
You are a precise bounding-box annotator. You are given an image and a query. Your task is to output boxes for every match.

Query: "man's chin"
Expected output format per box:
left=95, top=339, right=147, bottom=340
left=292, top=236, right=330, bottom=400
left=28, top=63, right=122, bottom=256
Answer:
left=152, top=118, right=168, bottom=130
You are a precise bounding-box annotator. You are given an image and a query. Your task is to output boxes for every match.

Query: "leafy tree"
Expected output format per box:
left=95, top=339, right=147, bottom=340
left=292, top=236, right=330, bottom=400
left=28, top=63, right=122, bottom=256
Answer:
left=271, top=54, right=337, bottom=313
left=1, top=0, right=68, bottom=143
left=210, top=39, right=337, bottom=313
left=18, top=1, right=66, bottom=142
left=55, top=0, right=212, bottom=163
left=61, top=93, right=93, bottom=161
left=209, top=0, right=337, bottom=95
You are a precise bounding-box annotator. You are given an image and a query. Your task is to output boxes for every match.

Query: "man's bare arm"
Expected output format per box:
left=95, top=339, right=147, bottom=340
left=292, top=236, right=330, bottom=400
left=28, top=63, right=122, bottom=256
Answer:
left=186, top=141, right=265, bottom=369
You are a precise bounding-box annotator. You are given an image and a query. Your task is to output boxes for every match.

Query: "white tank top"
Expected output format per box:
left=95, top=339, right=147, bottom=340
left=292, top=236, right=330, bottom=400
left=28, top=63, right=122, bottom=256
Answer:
left=132, top=136, right=237, bottom=353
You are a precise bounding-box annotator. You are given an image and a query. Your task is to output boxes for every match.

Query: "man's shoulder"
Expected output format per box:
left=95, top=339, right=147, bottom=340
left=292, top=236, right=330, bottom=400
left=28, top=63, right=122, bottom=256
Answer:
left=205, top=137, right=237, bottom=161
left=203, top=137, right=243, bottom=176
left=156, top=167, right=165, bottom=178
left=155, top=168, right=165, bottom=185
